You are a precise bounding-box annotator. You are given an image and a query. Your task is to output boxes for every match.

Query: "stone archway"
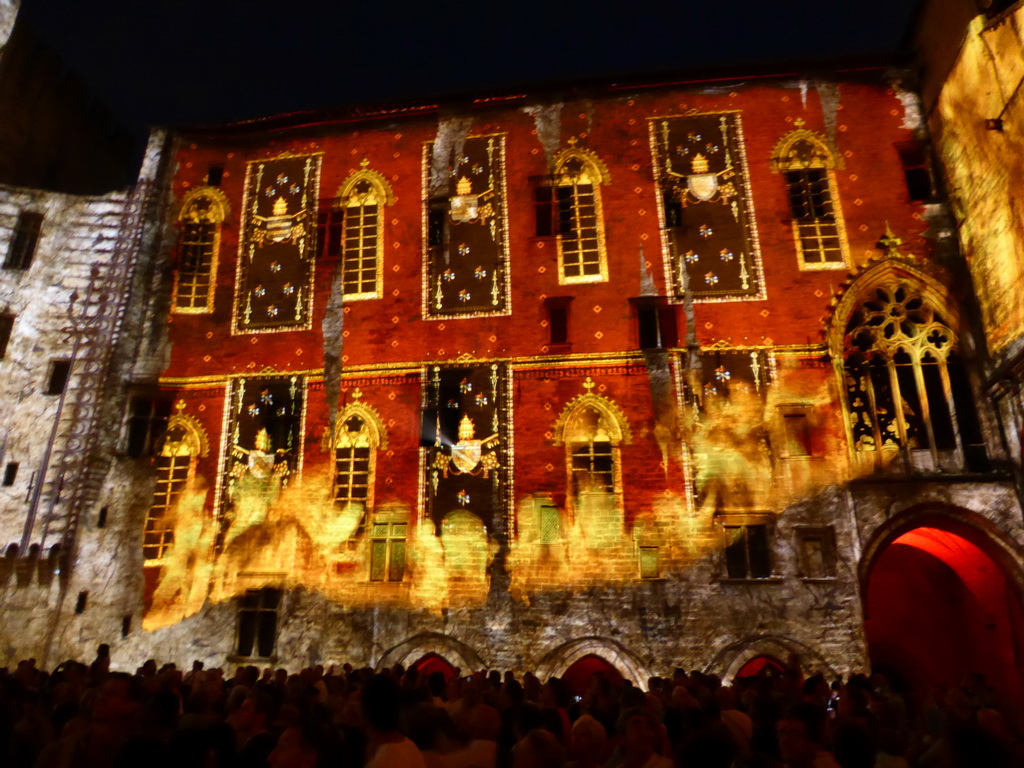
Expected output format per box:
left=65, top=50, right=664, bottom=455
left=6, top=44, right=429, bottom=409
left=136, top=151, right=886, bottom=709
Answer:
left=376, top=632, right=486, bottom=674
left=860, top=507, right=1024, bottom=710
left=533, top=637, right=652, bottom=689
left=706, top=635, right=837, bottom=682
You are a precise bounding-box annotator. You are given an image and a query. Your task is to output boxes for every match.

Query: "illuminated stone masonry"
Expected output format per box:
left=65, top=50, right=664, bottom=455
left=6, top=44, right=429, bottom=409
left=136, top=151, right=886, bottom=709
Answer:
left=1, top=67, right=1022, bottom=698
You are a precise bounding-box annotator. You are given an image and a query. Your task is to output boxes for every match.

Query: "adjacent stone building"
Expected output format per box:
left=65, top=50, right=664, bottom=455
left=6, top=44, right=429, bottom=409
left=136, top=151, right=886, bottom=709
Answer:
left=1, top=2, right=1023, bottom=710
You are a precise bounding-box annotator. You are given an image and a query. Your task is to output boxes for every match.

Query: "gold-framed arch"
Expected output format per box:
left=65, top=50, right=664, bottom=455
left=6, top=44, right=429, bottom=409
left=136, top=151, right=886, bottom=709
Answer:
left=769, top=129, right=843, bottom=173
left=827, top=256, right=958, bottom=361
left=551, top=144, right=612, bottom=185
left=334, top=401, right=389, bottom=450
left=158, top=410, right=210, bottom=458
left=174, top=186, right=230, bottom=314
left=547, top=143, right=612, bottom=285
left=552, top=392, right=632, bottom=446
left=178, top=185, right=231, bottom=223
left=330, top=401, right=388, bottom=512
left=334, top=161, right=392, bottom=301
left=335, top=163, right=396, bottom=207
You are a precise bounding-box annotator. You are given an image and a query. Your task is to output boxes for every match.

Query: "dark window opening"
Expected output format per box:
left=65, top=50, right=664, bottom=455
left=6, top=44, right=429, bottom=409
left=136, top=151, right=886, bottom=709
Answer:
left=3, top=212, right=43, bottom=270
left=45, top=360, right=71, bottom=396
left=97, top=505, right=108, bottom=528
left=796, top=527, right=836, bottom=579
left=317, top=199, right=343, bottom=260
left=948, top=357, right=989, bottom=471
left=632, top=298, right=678, bottom=349
left=724, top=524, right=772, bottom=579
left=0, top=313, right=13, bottom=359
left=896, top=143, right=932, bottom=202
left=545, top=297, right=573, bottom=346
left=2, top=462, right=17, bottom=486
left=662, top=190, right=684, bottom=229
left=121, top=614, right=132, bottom=638
left=207, top=166, right=223, bottom=187
left=428, top=203, right=447, bottom=248
left=127, top=395, right=173, bottom=458
left=74, top=590, right=88, bottom=614
left=535, top=186, right=556, bottom=237
left=237, top=588, right=280, bottom=658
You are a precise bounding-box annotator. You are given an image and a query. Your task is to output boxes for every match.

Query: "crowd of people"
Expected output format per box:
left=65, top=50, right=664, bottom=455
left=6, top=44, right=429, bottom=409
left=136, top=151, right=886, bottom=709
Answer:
left=0, top=645, right=1020, bottom=767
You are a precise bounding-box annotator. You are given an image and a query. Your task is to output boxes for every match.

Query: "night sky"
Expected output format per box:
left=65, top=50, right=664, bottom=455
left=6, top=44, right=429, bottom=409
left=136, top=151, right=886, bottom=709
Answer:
left=21, top=0, right=922, bottom=133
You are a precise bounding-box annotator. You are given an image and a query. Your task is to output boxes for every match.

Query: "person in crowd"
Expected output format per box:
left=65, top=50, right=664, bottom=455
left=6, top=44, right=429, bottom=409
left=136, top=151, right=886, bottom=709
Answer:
left=362, top=672, right=427, bottom=767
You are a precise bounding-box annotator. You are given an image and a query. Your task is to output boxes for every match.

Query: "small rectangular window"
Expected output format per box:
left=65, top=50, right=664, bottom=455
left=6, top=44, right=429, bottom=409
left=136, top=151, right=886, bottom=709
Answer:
left=207, top=166, right=223, bottom=186
left=127, top=395, right=173, bottom=458
left=121, top=614, right=132, bottom=638
left=237, top=588, right=280, bottom=658
left=662, top=190, right=683, bottom=229
left=427, top=203, right=447, bottom=248
left=639, top=546, right=660, bottom=579
left=0, top=314, right=13, bottom=359
left=75, top=590, right=88, bottom=614
left=2, top=462, right=17, bottom=486
left=632, top=297, right=674, bottom=349
left=45, top=360, right=71, bottom=396
left=369, top=521, right=407, bottom=582
left=724, top=524, right=772, bottom=579
left=3, top=212, right=43, bottom=270
left=540, top=505, right=560, bottom=543
left=544, top=297, right=573, bottom=346
left=896, top=143, right=932, bottom=202
left=783, top=414, right=812, bottom=457
left=796, top=527, right=836, bottom=579
left=535, top=186, right=556, bottom=237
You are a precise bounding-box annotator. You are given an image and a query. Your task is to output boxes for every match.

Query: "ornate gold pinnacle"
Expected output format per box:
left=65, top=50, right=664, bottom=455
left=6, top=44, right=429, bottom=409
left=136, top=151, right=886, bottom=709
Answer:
left=583, top=376, right=596, bottom=392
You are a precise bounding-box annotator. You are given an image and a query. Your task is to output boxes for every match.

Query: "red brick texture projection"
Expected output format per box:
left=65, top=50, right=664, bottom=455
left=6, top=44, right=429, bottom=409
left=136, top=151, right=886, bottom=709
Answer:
left=125, top=73, right=1023, bottom=688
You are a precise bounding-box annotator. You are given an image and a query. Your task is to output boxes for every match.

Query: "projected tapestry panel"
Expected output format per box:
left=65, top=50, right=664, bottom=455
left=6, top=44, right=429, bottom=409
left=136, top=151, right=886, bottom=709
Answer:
left=424, top=135, right=509, bottom=317
left=651, top=113, right=763, bottom=301
left=698, top=349, right=773, bottom=400
left=222, top=375, right=304, bottom=516
left=235, top=154, right=321, bottom=332
left=424, top=363, right=510, bottom=534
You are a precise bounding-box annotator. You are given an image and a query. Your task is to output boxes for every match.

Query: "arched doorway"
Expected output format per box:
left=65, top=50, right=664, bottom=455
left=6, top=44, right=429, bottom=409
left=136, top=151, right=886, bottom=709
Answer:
left=734, top=655, right=786, bottom=680
left=412, top=652, right=459, bottom=683
left=863, top=520, right=1024, bottom=710
left=561, top=654, right=624, bottom=698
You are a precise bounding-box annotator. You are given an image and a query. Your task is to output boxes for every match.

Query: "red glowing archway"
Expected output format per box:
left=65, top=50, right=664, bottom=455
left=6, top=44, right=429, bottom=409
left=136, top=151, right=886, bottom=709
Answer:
left=863, top=518, right=1024, bottom=710
left=561, top=654, right=624, bottom=697
left=734, top=655, right=786, bottom=679
left=412, top=652, right=459, bottom=683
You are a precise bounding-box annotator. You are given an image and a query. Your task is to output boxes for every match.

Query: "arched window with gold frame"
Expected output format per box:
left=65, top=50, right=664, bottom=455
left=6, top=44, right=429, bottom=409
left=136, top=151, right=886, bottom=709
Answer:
left=173, top=187, right=229, bottom=313
left=336, top=163, right=394, bottom=301
left=542, top=144, right=611, bottom=284
left=334, top=401, right=387, bottom=511
left=834, top=269, right=986, bottom=472
left=143, top=411, right=208, bottom=563
left=553, top=387, right=631, bottom=506
left=770, top=130, right=849, bottom=270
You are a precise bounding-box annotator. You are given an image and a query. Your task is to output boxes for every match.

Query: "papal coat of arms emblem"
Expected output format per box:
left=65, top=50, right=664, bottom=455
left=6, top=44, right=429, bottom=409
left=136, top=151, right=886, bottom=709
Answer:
left=434, top=414, right=500, bottom=479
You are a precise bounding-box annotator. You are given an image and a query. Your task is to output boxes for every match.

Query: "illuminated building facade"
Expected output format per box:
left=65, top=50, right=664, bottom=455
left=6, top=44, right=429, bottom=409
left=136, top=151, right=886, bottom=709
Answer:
left=2, top=25, right=1024, bottom=705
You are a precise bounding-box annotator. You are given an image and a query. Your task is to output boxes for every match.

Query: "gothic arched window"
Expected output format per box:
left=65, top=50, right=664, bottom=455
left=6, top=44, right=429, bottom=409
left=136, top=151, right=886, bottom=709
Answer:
left=554, top=389, right=631, bottom=506
left=842, top=282, right=983, bottom=470
left=173, top=188, right=228, bottom=313
left=143, top=417, right=206, bottom=562
left=336, top=165, right=394, bottom=300
left=334, top=403, right=387, bottom=511
left=543, top=147, right=611, bottom=284
left=771, top=131, right=849, bottom=270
